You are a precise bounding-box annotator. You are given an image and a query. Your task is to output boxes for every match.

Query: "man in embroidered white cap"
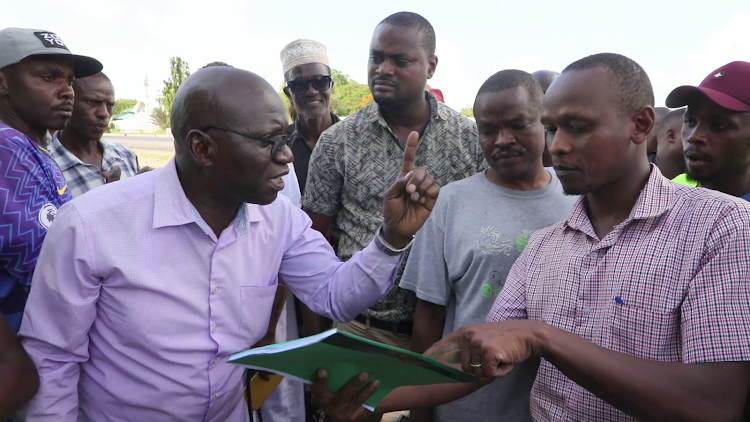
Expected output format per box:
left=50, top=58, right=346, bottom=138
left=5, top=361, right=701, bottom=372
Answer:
left=281, top=39, right=340, bottom=199
left=280, top=39, right=340, bottom=347
left=279, top=38, right=342, bottom=422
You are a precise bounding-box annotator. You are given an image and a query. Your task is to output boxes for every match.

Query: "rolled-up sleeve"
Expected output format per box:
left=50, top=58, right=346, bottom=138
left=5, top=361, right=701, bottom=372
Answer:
left=681, top=204, right=750, bottom=364
left=278, top=207, right=400, bottom=323
left=18, top=202, right=101, bottom=421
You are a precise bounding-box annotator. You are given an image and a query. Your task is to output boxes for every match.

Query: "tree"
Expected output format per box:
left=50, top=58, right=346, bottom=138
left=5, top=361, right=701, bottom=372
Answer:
left=150, top=107, right=170, bottom=129
left=460, top=107, right=474, bottom=118
left=113, top=99, right=138, bottom=116
left=330, top=70, right=372, bottom=116
left=158, top=57, right=191, bottom=120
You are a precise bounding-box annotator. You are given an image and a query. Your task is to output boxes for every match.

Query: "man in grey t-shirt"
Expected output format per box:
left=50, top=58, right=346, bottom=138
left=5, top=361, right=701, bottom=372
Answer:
left=400, top=70, right=577, bottom=422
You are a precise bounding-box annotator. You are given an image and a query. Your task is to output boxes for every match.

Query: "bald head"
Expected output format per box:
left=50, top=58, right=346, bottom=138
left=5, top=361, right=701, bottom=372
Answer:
left=171, top=67, right=285, bottom=151
left=171, top=66, right=292, bottom=207
left=532, top=70, right=559, bottom=93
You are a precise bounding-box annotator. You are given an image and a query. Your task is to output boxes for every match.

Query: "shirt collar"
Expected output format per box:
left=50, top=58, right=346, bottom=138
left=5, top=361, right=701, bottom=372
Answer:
left=100, top=140, right=123, bottom=165
left=153, top=158, right=264, bottom=233
left=48, top=133, right=83, bottom=171
left=289, top=113, right=340, bottom=142
left=564, top=165, right=675, bottom=232
left=49, top=131, right=122, bottom=171
left=365, top=90, right=447, bottom=127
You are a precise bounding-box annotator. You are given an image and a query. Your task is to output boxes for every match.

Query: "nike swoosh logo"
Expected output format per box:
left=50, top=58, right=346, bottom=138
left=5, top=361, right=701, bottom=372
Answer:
left=58, top=184, right=68, bottom=195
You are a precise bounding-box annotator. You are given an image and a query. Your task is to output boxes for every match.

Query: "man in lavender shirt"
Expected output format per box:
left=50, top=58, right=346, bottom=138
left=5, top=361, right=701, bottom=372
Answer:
left=17, top=66, right=439, bottom=422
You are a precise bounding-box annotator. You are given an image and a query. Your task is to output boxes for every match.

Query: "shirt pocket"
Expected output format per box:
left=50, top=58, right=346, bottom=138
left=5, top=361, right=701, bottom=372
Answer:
left=607, top=302, right=681, bottom=361
left=239, top=285, right=278, bottom=345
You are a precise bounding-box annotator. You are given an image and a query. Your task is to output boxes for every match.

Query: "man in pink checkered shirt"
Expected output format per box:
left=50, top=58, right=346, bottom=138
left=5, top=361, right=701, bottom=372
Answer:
left=311, top=53, right=750, bottom=422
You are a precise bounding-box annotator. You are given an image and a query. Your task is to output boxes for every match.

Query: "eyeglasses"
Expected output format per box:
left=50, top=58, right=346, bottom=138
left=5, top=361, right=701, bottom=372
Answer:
left=203, top=126, right=291, bottom=158
left=286, top=75, right=333, bottom=96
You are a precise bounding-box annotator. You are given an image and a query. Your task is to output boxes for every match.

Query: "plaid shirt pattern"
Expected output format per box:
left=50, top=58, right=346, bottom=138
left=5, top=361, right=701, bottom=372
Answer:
left=487, top=166, right=750, bottom=421
left=48, top=134, right=140, bottom=198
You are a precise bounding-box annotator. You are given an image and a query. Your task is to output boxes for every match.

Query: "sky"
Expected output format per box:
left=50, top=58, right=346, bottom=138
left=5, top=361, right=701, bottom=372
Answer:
left=3, top=0, right=749, bottom=112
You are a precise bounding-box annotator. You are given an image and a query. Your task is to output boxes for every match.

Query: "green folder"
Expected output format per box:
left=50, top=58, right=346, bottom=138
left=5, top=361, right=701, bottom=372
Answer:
left=229, top=329, right=479, bottom=410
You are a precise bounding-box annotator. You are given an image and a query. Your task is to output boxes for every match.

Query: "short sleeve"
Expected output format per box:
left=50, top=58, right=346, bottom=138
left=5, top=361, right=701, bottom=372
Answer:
left=469, top=124, right=487, bottom=172
left=0, top=142, right=48, bottom=283
left=486, top=248, right=529, bottom=322
left=681, top=204, right=750, bottom=363
left=399, top=193, right=451, bottom=306
left=302, top=127, right=343, bottom=216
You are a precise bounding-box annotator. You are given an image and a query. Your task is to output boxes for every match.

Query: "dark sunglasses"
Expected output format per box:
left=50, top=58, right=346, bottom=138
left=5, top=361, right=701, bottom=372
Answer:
left=286, top=75, right=332, bottom=96
left=203, top=126, right=291, bottom=158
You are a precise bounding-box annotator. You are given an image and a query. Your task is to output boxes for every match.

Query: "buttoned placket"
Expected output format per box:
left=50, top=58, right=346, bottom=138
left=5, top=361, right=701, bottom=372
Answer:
left=203, top=215, right=244, bottom=420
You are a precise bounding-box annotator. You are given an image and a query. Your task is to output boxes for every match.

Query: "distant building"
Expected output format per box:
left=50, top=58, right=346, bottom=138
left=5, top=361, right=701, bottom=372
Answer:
left=111, top=77, right=161, bottom=135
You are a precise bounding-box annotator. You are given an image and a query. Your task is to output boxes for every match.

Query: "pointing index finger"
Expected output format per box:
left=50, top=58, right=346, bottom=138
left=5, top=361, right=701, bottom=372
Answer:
left=400, top=131, right=420, bottom=177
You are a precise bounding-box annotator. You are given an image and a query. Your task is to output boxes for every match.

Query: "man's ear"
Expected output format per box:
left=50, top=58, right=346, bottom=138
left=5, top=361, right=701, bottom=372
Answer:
left=666, top=128, right=678, bottom=144
left=186, top=129, right=215, bottom=167
left=0, top=71, right=10, bottom=97
left=283, top=86, right=291, bottom=99
left=631, top=106, right=655, bottom=146
left=427, top=55, right=438, bottom=79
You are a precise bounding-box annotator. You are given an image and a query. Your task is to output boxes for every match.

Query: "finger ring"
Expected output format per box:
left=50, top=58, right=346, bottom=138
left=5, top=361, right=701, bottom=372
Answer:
left=470, top=362, right=482, bottom=368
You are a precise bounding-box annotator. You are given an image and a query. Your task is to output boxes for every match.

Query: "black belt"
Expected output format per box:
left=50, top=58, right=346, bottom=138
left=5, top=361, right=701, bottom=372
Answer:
left=354, top=314, right=413, bottom=336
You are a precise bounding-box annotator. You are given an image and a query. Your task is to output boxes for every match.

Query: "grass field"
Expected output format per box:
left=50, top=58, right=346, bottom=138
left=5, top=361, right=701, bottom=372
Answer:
left=132, top=148, right=174, bottom=168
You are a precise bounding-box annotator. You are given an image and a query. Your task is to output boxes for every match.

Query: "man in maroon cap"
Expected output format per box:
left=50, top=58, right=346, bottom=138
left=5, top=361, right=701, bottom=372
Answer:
left=665, top=61, right=750, bottom=201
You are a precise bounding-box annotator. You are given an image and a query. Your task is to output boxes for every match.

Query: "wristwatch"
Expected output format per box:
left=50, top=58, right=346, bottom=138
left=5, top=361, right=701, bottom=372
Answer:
left=374, top=226, right=414, bottom=256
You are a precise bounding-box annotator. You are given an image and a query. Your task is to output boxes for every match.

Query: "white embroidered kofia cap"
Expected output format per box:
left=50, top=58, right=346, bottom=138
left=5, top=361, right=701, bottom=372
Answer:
left=280, top=39, right=329, bottom=75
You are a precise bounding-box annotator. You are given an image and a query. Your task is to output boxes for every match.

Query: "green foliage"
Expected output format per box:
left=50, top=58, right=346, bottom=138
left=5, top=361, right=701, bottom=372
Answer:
left=150, top=107, right=170, bottom=130
left=330, top=69, right=372, bottom=116
left=331, top=69, right=350, bottom=88
left=158, top=57, right=191, bottom=120
left=280, top=69, right=373, bottom=120
left=460, top=107, right=474, bottom=118
left=113, top=99, right=138, bottom=116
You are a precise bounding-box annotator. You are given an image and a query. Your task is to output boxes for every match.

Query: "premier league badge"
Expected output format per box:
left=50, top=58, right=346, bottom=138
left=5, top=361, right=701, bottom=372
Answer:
left=38, top=203, right=58, bottom=230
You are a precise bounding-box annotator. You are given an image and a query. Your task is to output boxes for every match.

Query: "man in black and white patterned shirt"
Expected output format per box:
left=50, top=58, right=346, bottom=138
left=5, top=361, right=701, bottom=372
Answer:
left=303, top=11, right=485, bottom=351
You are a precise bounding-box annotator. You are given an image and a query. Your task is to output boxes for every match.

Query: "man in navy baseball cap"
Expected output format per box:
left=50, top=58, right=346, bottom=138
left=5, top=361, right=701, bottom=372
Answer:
left=666, top=61, right=750, bottom=201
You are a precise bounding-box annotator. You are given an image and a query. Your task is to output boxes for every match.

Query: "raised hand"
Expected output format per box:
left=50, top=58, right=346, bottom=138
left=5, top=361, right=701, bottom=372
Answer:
left=382, top=131, right=440, bottom=249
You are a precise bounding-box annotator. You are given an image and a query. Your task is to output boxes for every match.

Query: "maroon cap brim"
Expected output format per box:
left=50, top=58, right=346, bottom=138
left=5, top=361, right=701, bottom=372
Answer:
left=666, top=85, right=750, bottom=112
